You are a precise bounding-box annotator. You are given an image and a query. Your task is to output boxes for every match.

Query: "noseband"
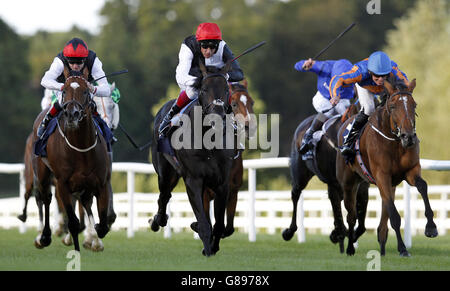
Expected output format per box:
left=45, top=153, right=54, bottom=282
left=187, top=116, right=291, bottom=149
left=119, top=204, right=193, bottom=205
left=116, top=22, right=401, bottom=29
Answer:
left=61, top=76, right=91, bottom=122
left=200, top=73, right=229, bottom=115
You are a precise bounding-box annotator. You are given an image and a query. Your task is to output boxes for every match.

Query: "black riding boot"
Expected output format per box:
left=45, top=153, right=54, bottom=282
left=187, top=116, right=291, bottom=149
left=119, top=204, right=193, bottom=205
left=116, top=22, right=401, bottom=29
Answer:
left=37, top=103, right=62, bottom=139
left=340, top=111, right=369, bottom=157
left=299, top=114, right=326, bottom=154
left=158, top=103, right=181, bottom=138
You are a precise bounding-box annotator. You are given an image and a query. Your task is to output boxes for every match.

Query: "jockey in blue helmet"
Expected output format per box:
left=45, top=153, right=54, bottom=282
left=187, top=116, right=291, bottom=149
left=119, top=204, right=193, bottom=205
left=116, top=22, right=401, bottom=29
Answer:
left=329, top=51, right=409, bottom=158
left=295, top=58, right=355, bottom=155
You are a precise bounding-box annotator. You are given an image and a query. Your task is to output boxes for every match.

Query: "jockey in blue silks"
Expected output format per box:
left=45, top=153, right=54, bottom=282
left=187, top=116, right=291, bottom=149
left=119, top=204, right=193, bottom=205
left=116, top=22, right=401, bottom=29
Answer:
left=329, top=51, right=409, bottom=158
left=295, top=58, right=355, bottom=155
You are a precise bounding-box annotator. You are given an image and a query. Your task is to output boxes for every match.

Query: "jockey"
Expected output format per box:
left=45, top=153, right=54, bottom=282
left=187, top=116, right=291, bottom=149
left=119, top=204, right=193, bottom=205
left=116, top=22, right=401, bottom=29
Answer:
left=158, top=22, right=244, bottom=137
left=295, top=58, right=355, bottom=155
left=329, top=51, right=409, bottom=158
left=38, top=37, right=111, bottom=138
left=93, top=82, right=121, bottom=130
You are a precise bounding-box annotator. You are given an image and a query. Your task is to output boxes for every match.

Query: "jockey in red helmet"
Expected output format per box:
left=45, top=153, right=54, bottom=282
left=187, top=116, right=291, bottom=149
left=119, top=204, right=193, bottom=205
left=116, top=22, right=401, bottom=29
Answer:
left=37, top=37, right=111, bottom=138
left=158, top=22, right=244, bottom=137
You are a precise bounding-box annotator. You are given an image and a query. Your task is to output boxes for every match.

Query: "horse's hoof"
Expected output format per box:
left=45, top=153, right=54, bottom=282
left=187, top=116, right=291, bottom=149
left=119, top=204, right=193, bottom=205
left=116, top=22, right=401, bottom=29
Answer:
left=40, top=235, right=52, bottom=247
left=149, top=218, right=160, bottom=232
left=34, top=238, right=44, bottom=249
left=62, top=234, right=73, bottom=246
left=399, top=250, right=411, bottom=257
left=95, top=223, right=109, bottom=239
left=17, top=214, right=27, bottom=222
left=90, top=239, right=104, bottom=252
left=156, top=213, right=168, bottom=227
left=346, top=246, right=355, bottom=256
left=425, top=225, right=438, bottom=238
left=222, top=227, right=234, bottom=238
left=282, top=229, right=295, bottom=241
left=339, top=240, right=345, bottom=254
left=190, top=222, right=199, bottom=233
left=83, top=240, right=92, bottom=250
left=202, top=248, right=213, bottom=257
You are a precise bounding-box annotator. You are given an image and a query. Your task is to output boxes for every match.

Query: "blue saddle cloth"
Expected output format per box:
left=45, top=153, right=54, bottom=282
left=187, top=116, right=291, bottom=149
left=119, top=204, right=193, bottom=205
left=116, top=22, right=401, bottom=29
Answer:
left=157, top=98, right=198, bottom=156
left=34, top=114, right=113, bottom=157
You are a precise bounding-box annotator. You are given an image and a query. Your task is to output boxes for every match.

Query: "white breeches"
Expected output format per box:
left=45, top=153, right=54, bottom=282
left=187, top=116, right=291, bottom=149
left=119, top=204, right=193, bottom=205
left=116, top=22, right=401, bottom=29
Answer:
left=355, top=84, right=376, bottom=115
left=312, top=91, right=351, bottom=118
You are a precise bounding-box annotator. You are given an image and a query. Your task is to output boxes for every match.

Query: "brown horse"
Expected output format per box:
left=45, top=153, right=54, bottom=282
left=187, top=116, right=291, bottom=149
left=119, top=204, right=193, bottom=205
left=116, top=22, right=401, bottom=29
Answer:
left=336, top=77, right=438, bottom=256
left=283, top=100, right=369, bottom=253
left=31, top=67, right=115, bottom=252
left=201, top=80, right=257, bottom=238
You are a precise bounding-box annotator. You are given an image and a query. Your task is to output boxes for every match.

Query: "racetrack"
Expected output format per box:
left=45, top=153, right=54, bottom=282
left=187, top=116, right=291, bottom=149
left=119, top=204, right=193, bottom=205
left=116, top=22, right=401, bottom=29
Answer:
left=1, top=228, right=449, bottom=271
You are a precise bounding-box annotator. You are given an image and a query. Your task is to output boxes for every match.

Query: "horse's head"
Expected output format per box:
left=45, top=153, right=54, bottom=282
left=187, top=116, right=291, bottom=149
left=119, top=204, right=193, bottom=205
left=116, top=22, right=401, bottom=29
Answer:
left=384, top=77, right=417, bottom=148
left=61, top=67, right=91, bottom=129
left=198, top=61, right=231, bottom=121
left=229, top=80, right=257, bottom=139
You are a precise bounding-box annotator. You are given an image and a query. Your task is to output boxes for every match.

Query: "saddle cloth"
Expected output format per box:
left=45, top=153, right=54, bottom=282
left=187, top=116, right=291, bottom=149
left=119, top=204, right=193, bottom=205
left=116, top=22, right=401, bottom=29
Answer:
left=34, top=114, right=113, bottom=157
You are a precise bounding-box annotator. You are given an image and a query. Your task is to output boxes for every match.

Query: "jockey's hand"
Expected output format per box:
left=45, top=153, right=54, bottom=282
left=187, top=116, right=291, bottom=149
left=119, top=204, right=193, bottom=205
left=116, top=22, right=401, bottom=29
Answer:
left=302, top=58, right=315, bottom=70
left=330, top=96, right=340, bottom=106
left=88, top=83, right=96, bottom=94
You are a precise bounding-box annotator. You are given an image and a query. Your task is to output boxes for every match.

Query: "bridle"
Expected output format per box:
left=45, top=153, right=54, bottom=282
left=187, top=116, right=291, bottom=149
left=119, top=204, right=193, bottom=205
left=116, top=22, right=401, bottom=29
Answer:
left=369, top=91, right=415, bottom=141
left=199, top=73, right=230, bottom=115
left=61, top=75, right=91, bottom=123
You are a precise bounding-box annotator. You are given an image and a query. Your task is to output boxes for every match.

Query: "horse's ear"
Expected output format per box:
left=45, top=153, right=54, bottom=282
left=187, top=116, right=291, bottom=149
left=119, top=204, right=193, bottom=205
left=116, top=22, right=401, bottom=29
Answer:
left=384, top=80, right=395, bottom=96
left=111, top=82, right=116, bottom=91
left=199, top=61, right=208, bottom=78
left=408, top=78, right=416, bottom=93
left=82, top=66, right=89, bottom=80
left=242, top=78, right=248, bottom=89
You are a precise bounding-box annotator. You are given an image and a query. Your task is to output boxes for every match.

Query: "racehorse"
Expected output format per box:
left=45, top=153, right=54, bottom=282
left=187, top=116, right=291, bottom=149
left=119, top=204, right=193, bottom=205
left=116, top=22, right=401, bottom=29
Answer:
left=31, top=67, right=115, bottom=252
left=282, top=101, right=369, bottom=253
left=150, top=62, right=235, bottom=256
left=336, top=76, right=438, bottom=256
left=200, top=80, right=257, bottom=238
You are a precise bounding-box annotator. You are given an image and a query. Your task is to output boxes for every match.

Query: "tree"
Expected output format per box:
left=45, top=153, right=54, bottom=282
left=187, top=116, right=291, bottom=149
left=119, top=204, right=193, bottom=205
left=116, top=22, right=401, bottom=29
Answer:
left=384, top=0, right=450, bottom=184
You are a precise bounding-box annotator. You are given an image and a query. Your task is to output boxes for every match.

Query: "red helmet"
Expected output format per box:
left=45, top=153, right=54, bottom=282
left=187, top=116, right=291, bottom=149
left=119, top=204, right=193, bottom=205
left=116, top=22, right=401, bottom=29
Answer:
left=63, top=38, right=89, bottom=59
left=195, top=23, right=222, bottom=41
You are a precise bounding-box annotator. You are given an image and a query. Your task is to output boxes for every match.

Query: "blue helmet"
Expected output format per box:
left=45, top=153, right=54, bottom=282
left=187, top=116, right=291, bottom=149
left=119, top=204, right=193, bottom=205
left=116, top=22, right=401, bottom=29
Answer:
left=368, top=51, right=392, bottom=75
left=331, top=59, right=354, bottom=77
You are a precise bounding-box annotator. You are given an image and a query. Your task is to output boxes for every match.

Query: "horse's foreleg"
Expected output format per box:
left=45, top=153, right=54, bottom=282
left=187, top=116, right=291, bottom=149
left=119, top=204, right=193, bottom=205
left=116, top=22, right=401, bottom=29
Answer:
left=223, top=188, right=238, bottom=238
left=150, top=169, right=178, bottom=232
left=95, top=186, right=111, bottom=239
left=377, top=201, right=389, bottom=256
left=80, top=195, right=104, bottom=252
left=185, top=177, right=212, bottom=256
left=414, top=176, right=438, bottom=238
left=354, top=182, right=369, bottom=241
left=40, top=191, right=52, bottom=247
left=343, top=183, right=358, bottom=256
left=211, top=184, right=228, bottom=255
left=378, top=180, right=409, bottom=257
left=58, top=183, right=81, bottom=251
left=327, top=185, right=346, bottom=253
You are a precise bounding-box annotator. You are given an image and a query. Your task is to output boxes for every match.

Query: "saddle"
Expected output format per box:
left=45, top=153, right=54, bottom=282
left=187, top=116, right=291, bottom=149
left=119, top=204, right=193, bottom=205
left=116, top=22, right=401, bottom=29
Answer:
left=302, top=115, right=341, bottom=183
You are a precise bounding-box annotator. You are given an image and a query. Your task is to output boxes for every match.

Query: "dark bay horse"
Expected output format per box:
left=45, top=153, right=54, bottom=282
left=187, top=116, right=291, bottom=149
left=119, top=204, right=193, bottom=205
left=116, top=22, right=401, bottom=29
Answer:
left=31, top=68, right=115, bottom=252
left=201, top=80, right=257, bottom=238
left=150, top=62, right=235, bottom=256
left=336, top=77, right=438, bottom=256
left=283, top=102, right=369, bottom=253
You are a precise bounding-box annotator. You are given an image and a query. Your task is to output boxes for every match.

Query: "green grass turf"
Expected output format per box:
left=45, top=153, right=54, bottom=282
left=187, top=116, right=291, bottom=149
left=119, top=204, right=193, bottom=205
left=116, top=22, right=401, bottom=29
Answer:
left=0, top=228, right=449, bottom=271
